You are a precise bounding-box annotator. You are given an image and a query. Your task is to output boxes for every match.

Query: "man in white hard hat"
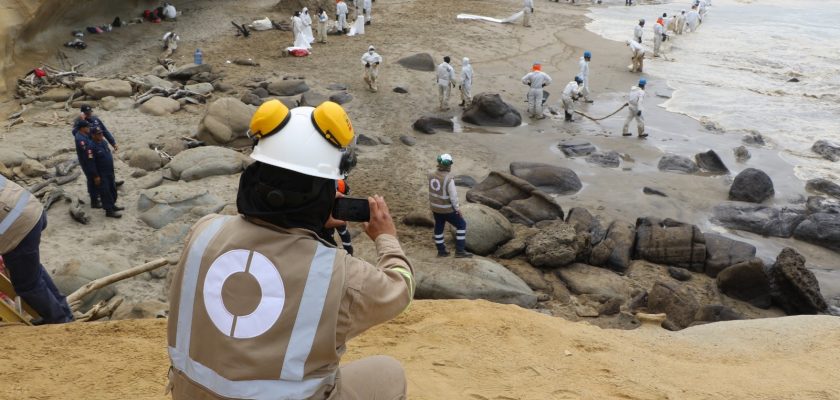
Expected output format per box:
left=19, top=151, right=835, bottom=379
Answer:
left=166, top=99, right=413, bottom=399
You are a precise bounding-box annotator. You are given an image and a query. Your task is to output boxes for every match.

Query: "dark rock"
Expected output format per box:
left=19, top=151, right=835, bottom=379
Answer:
left=712, top=202, right=805, bottom=237
left=693, top=305, right=743, bottom=323
left=769, top=247, right=828, bottom=314
left=414, top=258, right=538, bottom=308
left=716, top=258, right=772, bottom=308
left=402, top=211, right=434, bottom=227
left=252, top=87, right=269, bottom=98
left=558, top=139, right=596, bottom=157
left=467, top=171, right=564, bottom=226
left=276, top=97, right=298, bottom=109
left=393, top=86, right=409, bottom=94
left=742, top=131, right=766, bottom=146
left=589, top=220, right=635, bottom=272
left=647, top=280, right=700, bottom=330
left=326, top=83, right=347, bottom=91
left=378, top=136, right=393, bottom=145
left=461, top=93, right=522, bottom=127
left=812, top=140, right=840, bottom=162
left=643, top=187, right=667, bottom=197
left=167, top=63, right=212, bottom=80
left=806, top=196, right=840, bottom=214
left=329, top=91, right=353, bottom=105
left=668, top=267, right=692, bottom=281
left=399, top=135, right=416, bottom=146
left=501, top=191, right=565, bottom=226
left=564, top=207, right=607, bottom=245
left=356, top=134, right=378, bottom=146
left=298, top=91, right=328, bottom=107
left=191, top=72, right=219, bottom=83
left=454, top=175, right=477, bottom=188
left=658, top=153, right=699, bottom=174
left=634, top=217, right=706, bottom=272
left=599, top=297, right=623, bottom=316
left=695, top=149, right=729, bottom=174
left=585, top=151, right=620, bottom=168
left=213, top=81, right=234, bottom=93
left=413, top=116, right=453, bottom=134
left=525, top=221, right=580, bottom=268
left=806, top=178, right=840, bottom=199
left=396, top=53, right=436, bottom=72
left=703, top=233, right=757, bottom=277
left=266, top=79, right=309, bottom=96
left=734, top=145, right=751, bottom=162
left=240, top=92, right=263, bottom=106
left=729, top=168, right=774, bottom=203
left=787, top=77, right=800, bottom=83
left=509, top=162, right=581, bottom=195
left=793, top=212, right=840, bottom=252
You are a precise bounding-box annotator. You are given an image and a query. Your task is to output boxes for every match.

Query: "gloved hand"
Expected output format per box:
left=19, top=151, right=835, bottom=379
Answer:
left=374, top=62, right=379, bottom=65
left=531, top=8, right=534, bottom=13
left=637, top=110, right=642, bottom=116
left=365, top=63, right=370, bottom=67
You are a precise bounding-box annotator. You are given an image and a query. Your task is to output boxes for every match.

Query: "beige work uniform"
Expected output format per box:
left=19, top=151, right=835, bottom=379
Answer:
left=428, top=170, right=455, bottom=215
left=0, top=176, right=43, bottom=254
left=167, top=214, right=414, bottom=400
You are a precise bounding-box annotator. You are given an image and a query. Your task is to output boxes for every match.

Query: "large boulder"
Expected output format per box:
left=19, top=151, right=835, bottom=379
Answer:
left=555, top=263, right=632, bottom=301
left=138, top=96, right=181, bottom=116
left=509, top=162, right=581, bottom=195
left=0, top=148, right=26, bottom=167
left=82, top=79, right=133, bottom=98
left=658, top=154, right=699, bottom=174
left=38, top=87, right=74, bottom=102
left=703, top=233, right=757, bottom=277
left=185, top=82, right=214, bottom=96
left=412, top=116, right=453, bottom=134
left=143, top=75, right=176, bottom=91
left=712, top=202, right=805, bottom=238
left=455, top=203, right=514, bottom=256
left=647, top=280, right=700, bottom=330
left=414, top=257, right=538, bottom=308
left=196, top=97, right=256, bottom=146
left=396, top=53, right=435, bottom=71
left=266, top=79, right=310, bottom=96
left=128, top=148, right=164, bottom=171
left=137, top=186, right=225, bottom=229
left=589, top=220, right=635, bottom=272
left=769, top=247, right=828, bottom=314
left=812, top=140, right=840, bottom=162
left=806, top=178, right=840, bottom=199
left=167, top=146, right=249, bottom=181
left=52, top=260, right=118, bottom=310
left=716, top=258, right=772, bottom=308
left=167, top=63, right=212, bottom=80
left=525, top=221, right=581, bottom=268
left=461, top=93, right=522, bottom=127
left=466, top=171, right=564, bottom=226
left=729, top=168, right=774, bottom=203
left=633, top=217, right=706, bottom=272
left=695, top=150, right=729, bottom=174
left=793, top=213, right=840, bottom=252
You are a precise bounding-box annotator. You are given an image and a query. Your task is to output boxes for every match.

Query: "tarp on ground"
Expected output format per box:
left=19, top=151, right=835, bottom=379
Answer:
left=456, top=11, right=524, bottom=24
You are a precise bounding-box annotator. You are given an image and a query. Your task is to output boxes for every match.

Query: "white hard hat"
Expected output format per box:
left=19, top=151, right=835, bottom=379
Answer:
left=250, top=106, right=353, bottom=180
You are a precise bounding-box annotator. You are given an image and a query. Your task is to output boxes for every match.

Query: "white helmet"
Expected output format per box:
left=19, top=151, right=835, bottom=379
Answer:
left=249, top=101, right=356, bottom=180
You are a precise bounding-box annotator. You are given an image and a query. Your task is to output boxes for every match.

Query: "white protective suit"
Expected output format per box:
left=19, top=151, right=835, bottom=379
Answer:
left=634, top=24, right=644, bottom=43
left=521, top=69, right=552, bottom=118
left=686, top=9, right=700, bottom=32
left=523, top=0, right=534, bottom=27
left=364, top=0, right=372, bottom=22
left=291, top=15, right=310, bottom=49
left=336, top=1, right=349, bottom=31
left=676, top=11, right=686, bottom=34
left=627, top=40, right=645, bottom=72
left=623, top=85, right=646, bottom=136
left=317, top=10, right=328, bottom=43
left=460, top=58, right=474, bottom=107
left=436, top=61, right=456, bottom=110
left=301, top=8, right=315, bottom=44
left=653, top=22, right=664, bottom=56
left=578, top=57, right=590, bottom=101
left=162, top=4, right=177, bottom=19
left=361, top=47, right=382, bottom=92
left=699, top=1, right=708, bottom=18
left=561, top=80, right=581, bottom=121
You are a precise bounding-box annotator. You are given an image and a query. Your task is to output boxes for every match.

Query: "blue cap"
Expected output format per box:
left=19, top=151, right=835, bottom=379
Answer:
left=584, top=51, right=592, bottom=58
left=639, top=78, right=647, bottom=87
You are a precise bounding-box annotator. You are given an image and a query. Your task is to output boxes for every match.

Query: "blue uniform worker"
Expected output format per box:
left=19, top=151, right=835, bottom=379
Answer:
left=72, top=105, right=118, bottom=151
left=90, top=129, right=122, bottom=218
left=73, top=121, right=101, bottom=207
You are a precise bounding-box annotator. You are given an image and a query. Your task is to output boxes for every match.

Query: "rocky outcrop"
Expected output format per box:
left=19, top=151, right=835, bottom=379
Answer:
left=414, top=258, right=538, bottom=308
left=195, top=97, right=256, bottom=146
left=812, top=140, right=840, bottom=162
left=716, top=258, right=771, bottom=308
left=461, top=93, right=522, bottom=127
left=703, top=233, right=757, bottom=277
left=136, top=186, right=225, bottom=229
left=806, top=178, right=840, bottom=199
left=589, top=220, right=635, bottom=272
left=466, top=172, right=564, bottom=226
left=412, top=116, right=453, bottom=134
left=695, top=150, right=728, bottom=174
left=712, top=202, right=805, bottom=238
left=167, top=146, right=249, bottom=181
left=455, top=203, right=514, bottom=256
left=658, top=154, right=698, bottom=174
left=729, top=168, right=774, bottom=203
left=793, top=212, right=840, bottom=252
left=509, top=162, right=581, bottom=195
left=647, top=280, right=700, bottom=330
left=396, top=53, right=435, bottom=71
left=525, top=221, right=581, bottom=268
left=633, top=217, right=706, bottom=272
left=769, top=247, right=828, bottom=314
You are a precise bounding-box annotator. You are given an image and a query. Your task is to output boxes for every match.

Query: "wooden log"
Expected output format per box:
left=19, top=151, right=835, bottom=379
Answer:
left=66, top=258, right=170, bottom=309
left=55, top=169, right=80, bottom=185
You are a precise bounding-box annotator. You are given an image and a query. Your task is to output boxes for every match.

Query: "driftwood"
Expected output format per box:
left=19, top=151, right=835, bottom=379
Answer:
left=55, top=158, right=79, bottom=176
left=55, top=169, right=80, bottom=185
left=73, top=297, right=124, bottom=322
left=42, top=188, right=65, bottom=210
left=68, top=196, right=90, bottom=224
left=67, top=258, right=170, bottom=311
left=29, top=178, right=57, bottom=194
left=233, top=58, right=260, bottom=67
left=231, top=21, right=251, bottom=37
left=135, top=86, right=209, bottom=105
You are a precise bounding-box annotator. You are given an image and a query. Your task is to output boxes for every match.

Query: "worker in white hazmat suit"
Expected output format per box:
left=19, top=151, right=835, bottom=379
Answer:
left=622, top=79, right=647, bottom=138
left=436, top=56, right=456, bottom=111
left=653, top=20, right=665, bottom=57
left=364, top=0, right=372, bottom=24
left=317, top=8, right=329, bottom=43
left=578, top=51, right=592, bottom=103
left=459, top=57, right=474, bottom=108
left=634, top=19, right=645, bottom=43
left=291, top=12, right=310, bottom=49
left=336, top=0, right=349, bottom=33
left=301, top=8, right=315, bottom=44
left=361, top=45, right=382, bottom=92
left=686, top=6, right=700, bottom=32
left=626, top=40, right=645, bottom=73
left=676, top=10, right=686, bottom=35
left=561, top=76, right=583, bottom=122
left=521, top=63, right=552, bottom=119
left=523, top=0, right=534, bottom=27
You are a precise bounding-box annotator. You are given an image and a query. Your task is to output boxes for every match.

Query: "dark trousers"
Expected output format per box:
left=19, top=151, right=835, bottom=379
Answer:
left=98, top=173, right=118, bottom=211
left=433, top=211, right=467, bottom=253
left=3, top=213, right=74, bottom=324
left=83, top=172, right=100, bottom=204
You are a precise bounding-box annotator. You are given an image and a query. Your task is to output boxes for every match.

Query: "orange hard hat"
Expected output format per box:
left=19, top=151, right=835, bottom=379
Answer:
left=532, top=63, right=542, bottom=71
left=336, top=179, right=349, bottom=195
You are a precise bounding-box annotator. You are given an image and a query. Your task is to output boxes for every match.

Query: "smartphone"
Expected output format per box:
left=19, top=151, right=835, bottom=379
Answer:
left=332, top=197, right=370, bottom=222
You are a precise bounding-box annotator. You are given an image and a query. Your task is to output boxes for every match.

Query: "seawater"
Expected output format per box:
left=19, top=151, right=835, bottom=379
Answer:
left=586, top=0, right=840, bottom=182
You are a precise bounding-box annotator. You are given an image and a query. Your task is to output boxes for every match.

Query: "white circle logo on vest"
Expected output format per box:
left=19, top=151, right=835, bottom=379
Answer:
left=429, top=178, right=442, bottom=192
left=203, top=249, right=286, bottom=339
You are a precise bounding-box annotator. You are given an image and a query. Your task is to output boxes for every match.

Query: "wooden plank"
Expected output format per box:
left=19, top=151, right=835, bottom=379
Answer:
left=0, top=273, right=39, bottom=319
left=0, top=299, right=31, bottom=325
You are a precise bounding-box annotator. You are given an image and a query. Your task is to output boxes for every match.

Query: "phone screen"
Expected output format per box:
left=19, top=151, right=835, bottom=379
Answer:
left=332, top=197, right=370, bottom=222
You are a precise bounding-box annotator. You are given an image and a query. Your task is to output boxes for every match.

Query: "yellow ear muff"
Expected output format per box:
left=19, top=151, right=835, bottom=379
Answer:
left=311, top=101, right=355, bottom=149
left=248, top=99, right=291, bottom=139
